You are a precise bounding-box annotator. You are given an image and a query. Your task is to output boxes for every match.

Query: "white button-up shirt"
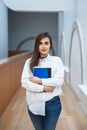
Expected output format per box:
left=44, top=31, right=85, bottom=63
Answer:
left=21, top=54, right=64, bottom=116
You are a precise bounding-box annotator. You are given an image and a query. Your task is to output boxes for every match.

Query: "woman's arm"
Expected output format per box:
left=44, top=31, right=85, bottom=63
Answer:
left=21, top=59, right=44, bottom=92
left=43, top=86, right=54, bottom=92
left=42, top=58, right=64, bottom=87
left=29, top=76, right=54, bottom=92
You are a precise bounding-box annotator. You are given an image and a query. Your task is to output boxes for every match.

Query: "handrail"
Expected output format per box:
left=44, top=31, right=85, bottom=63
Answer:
left=0, top=52, right=32, bottom=116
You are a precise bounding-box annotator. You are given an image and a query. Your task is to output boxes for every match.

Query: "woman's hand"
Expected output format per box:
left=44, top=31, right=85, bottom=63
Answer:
left=30, top=77, right=54, bottom=92
left=43, top=86, right=54, bottom=92
left=30, top=76, right=42, bottom=84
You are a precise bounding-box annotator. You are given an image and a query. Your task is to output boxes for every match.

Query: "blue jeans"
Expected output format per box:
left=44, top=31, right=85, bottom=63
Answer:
left=27, top=96, right=62, bottom=130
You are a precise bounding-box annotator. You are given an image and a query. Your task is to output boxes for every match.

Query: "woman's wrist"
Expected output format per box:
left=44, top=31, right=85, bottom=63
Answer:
left=30, top=76, right=42, bottom=84
left=38, top=78, right=42, bottom=84
left=43, top=86, right=54, bottom=92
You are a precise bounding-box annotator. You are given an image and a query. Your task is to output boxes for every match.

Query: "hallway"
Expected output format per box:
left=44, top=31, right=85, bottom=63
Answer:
left=0, top=82, right=87, bottom=130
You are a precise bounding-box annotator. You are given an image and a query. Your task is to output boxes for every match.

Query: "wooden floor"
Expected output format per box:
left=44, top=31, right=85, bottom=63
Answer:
left=0, top=82, right=87, bottom=130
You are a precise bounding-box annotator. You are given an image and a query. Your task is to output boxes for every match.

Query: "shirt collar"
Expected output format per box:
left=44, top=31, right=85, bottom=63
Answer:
left=39, top=54, right=50, bottom=62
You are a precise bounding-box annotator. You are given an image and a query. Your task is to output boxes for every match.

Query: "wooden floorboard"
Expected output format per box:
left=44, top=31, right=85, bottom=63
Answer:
left=0, top=82, right=87, bottom=130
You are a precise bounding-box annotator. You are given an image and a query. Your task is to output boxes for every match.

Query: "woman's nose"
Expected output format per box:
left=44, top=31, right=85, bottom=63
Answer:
left=42, top=43, right=45, bottom=48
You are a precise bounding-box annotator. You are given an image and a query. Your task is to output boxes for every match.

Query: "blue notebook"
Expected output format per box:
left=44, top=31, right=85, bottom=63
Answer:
left=33, top=67, right=51, bottom=78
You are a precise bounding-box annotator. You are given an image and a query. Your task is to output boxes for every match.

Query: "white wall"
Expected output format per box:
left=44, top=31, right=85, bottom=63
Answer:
left=61, top=0, right=87, bottom=115
left=57, top=12, right=63, bottom=57
left=75, top=0, right=87, bottom=114
left=76, top=0, right=87, bottom=85
left=58, top=0, right=75, bottom=84
left=62, top=0, right=87, bottom=87
left=63, top=0, right=75, bottom=67
left=0, top=0, right=8, bottom=59
left=61, top=0, right=87, bottom=86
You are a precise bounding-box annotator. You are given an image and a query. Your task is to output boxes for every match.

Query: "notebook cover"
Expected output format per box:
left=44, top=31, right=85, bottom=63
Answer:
left=33, top=67, right=51, bottom=78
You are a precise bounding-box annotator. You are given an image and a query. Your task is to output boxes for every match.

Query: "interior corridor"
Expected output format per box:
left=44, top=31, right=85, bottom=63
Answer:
left=0, top=82, right=87, bottom=130
left=0, top=1, right=87, bottom=130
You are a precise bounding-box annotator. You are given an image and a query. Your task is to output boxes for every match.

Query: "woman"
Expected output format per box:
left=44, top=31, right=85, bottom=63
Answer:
left=21, top=32, right=64, bottom=130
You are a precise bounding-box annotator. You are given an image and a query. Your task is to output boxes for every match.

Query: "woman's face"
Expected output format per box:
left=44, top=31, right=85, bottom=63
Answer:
left=38, top=37, right=51, bottom=58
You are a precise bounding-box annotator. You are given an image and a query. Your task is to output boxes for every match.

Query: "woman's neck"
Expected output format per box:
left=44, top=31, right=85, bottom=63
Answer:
left=40, top=54, right=48, bottom=59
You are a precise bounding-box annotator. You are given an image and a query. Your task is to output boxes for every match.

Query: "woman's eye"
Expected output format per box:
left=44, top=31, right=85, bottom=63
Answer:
left=45, top=42, right=49, bottom=45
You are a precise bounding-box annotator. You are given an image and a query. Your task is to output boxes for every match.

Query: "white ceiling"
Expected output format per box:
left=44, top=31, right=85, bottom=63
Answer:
left=2, top=0, right=64, bottom=11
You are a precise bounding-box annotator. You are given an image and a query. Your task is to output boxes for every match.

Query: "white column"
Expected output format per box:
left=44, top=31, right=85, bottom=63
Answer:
left=57, top=12, right=63, bottom=56
left=0, top=0, right=8, bottom=59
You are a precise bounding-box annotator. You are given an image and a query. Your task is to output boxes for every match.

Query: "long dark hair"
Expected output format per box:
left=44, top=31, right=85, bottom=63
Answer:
left=30, top=32, right=52, bottom=72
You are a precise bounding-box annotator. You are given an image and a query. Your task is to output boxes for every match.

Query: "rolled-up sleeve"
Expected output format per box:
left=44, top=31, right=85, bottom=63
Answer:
left=42, top=58, right=64, bottom=87
left=21, top=59, right=44, bottom=92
